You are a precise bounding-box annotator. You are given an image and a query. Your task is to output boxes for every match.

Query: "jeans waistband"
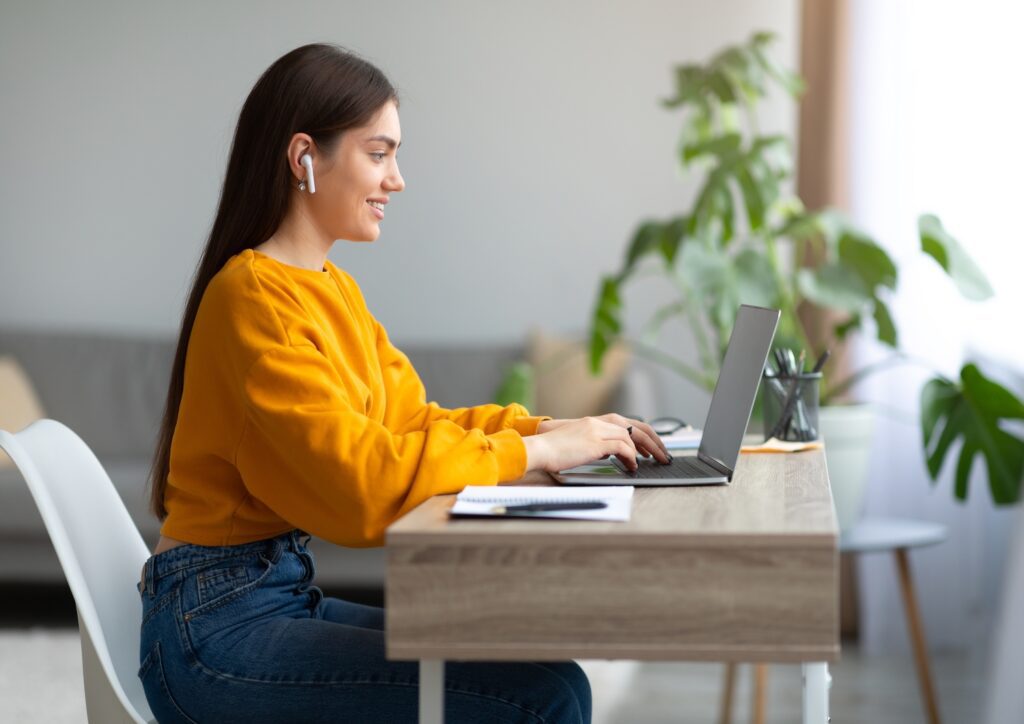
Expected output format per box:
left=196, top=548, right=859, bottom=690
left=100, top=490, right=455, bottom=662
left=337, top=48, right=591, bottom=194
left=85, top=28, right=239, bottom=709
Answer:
left=141, top=529, right=311, bottom=595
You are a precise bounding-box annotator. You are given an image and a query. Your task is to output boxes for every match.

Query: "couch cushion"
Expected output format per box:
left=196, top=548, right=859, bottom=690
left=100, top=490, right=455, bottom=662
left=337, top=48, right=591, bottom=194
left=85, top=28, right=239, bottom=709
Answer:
left=0, top=329, right=174, bottom=458
left=401, top=344, right=523, bottom=409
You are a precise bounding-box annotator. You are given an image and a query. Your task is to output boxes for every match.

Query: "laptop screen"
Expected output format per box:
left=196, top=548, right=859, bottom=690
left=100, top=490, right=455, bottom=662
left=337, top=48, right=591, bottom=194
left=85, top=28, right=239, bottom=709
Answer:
left=698, top=305, right=780, bottom=473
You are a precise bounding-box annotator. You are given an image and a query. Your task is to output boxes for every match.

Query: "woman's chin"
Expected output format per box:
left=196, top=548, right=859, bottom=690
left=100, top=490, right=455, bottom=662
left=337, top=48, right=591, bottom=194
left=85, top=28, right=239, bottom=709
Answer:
left=341, top=228, right=380, bottom=243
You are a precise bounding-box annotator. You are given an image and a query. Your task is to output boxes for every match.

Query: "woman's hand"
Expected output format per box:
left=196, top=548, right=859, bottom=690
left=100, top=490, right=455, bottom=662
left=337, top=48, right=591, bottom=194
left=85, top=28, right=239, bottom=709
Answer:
left=525, top=414, right=671, bottom=474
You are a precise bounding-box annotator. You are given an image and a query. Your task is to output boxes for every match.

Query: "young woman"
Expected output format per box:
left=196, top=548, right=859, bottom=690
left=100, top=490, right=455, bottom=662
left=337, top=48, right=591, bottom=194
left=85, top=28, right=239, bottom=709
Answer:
left=138, top=43, right=671, bottom=723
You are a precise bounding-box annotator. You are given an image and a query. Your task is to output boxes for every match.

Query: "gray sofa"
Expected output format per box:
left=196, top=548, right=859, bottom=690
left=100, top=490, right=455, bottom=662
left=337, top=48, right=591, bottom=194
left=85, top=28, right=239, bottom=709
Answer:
left=0, top=327, right=637, bottom=590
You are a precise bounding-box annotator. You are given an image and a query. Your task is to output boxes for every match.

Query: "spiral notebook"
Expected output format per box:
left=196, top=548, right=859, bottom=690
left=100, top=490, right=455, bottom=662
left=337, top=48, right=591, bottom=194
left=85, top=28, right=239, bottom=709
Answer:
left=449, top=486, right=634, bottom=521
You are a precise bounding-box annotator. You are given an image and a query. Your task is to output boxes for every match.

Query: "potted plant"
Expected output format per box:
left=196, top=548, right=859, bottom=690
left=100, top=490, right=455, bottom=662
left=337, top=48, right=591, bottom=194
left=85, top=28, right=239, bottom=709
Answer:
left=499, top=32, right=1023, bottom=523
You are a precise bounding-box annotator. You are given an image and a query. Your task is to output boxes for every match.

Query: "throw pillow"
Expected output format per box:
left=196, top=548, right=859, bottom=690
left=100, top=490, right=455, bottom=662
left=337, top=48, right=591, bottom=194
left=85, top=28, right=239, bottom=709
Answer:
left=527, top=329, right=630, bottom=420
left=0, top=355, right=46, bottom=468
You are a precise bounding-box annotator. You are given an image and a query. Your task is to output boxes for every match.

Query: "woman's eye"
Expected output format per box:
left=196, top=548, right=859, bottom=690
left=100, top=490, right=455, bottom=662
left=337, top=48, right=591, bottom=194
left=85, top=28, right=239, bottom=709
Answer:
left=370, top=152, right=386, bottom=161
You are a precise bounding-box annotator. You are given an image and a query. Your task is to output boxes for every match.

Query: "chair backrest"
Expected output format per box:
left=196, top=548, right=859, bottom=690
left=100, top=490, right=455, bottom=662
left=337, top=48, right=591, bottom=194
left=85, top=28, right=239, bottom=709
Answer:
left=0, top=419, right=154, bottom=723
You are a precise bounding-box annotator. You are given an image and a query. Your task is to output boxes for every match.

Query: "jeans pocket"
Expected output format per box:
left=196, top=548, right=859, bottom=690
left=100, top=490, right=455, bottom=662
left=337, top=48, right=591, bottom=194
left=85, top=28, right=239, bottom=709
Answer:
left=182, top=554, right=276, bottom=622
left=197, top=565, right=250, bottom=607
left=138, top=641, right=199, bottom=724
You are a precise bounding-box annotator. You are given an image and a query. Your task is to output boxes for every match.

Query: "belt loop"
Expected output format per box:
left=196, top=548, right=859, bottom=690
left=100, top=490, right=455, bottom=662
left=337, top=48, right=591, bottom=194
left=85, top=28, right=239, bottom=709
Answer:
left=144, top=558, right=156, bottom=597
left=265, top=535, right=285, bottom=564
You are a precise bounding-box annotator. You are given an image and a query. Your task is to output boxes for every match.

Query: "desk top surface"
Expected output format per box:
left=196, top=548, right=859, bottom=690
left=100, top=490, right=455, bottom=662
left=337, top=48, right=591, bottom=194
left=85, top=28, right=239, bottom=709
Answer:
left=388, top=448, right=836, bottom=548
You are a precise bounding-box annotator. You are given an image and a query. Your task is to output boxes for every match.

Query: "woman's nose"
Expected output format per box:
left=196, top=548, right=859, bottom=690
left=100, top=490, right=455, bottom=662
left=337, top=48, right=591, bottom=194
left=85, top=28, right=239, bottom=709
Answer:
left=385, top=164, right=405, bottom=192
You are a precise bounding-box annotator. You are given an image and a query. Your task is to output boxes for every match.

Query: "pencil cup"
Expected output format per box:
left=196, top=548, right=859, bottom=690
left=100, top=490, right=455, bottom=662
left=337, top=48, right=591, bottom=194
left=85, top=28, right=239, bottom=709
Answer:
left=762, top=372, right=822, bottom=442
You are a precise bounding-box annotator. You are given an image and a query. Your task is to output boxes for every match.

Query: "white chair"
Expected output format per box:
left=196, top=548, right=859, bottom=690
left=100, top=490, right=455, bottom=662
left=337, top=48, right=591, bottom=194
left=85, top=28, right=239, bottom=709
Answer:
left=0, top=419, right=155, bottom=723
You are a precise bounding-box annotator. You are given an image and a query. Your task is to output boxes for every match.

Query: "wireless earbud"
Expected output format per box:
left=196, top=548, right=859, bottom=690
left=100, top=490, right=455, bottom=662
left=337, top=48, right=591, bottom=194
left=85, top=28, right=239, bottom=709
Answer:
left=300, top=153, right=316, bottom=194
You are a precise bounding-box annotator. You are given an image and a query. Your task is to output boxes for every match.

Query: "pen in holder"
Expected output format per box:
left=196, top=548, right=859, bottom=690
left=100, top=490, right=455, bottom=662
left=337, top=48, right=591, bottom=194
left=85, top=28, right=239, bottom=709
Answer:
left=762, top=370, right=822, bottom=442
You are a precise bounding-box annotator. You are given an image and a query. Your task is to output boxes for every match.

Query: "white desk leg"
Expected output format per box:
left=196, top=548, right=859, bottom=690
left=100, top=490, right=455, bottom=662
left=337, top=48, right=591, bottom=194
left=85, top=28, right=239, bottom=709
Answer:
left=420, top=659, right=444, bottom=724
left=802, top=662, right=830, bottom=724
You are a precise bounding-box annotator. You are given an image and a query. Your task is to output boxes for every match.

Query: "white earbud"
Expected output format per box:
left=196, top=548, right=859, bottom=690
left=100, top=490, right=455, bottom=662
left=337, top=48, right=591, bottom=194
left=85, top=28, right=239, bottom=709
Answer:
left=300, top=153, right=316, bottom=194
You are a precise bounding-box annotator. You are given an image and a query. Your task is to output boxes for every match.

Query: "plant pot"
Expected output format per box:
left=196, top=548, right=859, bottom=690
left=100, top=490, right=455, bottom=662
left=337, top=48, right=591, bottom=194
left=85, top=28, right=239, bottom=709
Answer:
left=818, top=403, right=876, bottom=531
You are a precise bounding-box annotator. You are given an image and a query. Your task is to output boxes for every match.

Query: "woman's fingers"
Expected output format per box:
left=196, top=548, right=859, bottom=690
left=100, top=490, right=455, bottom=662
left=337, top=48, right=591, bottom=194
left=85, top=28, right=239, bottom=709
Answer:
left=611, top=440, right=638, bottom=470
left=620, top=419, right=671, bottom=463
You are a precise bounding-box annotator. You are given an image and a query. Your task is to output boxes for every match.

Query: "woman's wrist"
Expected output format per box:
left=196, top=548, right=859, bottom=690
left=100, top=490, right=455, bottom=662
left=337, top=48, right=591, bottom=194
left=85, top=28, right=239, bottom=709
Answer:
left=521, top=435, right=548, bottom=472
left=536, top=418, right=575, bottom=434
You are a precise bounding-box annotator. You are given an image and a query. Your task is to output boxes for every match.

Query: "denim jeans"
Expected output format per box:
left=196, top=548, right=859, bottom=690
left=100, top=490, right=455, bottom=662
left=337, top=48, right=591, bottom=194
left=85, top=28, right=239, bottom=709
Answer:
left=137, top=530, right=592, bottom=723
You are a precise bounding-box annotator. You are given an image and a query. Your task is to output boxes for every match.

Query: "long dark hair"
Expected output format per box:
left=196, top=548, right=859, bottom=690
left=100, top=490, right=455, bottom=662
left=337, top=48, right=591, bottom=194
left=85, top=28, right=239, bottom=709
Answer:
left=148, top=44, right=398, bottom=520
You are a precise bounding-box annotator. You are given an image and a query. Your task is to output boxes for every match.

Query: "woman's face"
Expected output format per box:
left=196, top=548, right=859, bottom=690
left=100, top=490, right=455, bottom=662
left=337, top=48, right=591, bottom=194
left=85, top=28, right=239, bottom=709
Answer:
left=308, top=101, right=404, bottom=243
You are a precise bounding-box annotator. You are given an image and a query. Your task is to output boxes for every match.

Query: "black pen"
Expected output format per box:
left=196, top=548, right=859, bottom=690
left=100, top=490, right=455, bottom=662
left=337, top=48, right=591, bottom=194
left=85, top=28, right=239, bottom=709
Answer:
left=490, top=502, right=608, bottom=514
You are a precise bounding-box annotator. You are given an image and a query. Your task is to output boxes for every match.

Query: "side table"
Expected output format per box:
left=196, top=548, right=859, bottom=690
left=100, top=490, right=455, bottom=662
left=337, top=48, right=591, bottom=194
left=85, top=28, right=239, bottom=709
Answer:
left=839, top=516, right=947, bottom=724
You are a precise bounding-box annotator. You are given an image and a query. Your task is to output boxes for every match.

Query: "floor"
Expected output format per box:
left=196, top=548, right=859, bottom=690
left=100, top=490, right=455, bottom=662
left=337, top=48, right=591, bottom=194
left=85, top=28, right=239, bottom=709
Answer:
left=0, top=586, right=985, bottom=723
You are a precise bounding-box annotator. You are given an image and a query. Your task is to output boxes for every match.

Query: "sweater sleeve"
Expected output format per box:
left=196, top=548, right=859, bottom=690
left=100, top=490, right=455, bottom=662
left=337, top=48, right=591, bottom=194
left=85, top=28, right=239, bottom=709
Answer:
left=374, top=316, right=551, bottom=437
left=234, top=343, right=528, bottom=547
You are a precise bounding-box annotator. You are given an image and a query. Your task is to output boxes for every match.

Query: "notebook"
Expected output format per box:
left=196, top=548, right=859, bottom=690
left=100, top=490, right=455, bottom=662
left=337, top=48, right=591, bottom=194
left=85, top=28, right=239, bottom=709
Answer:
left=448, top=486, right=634, bottom=521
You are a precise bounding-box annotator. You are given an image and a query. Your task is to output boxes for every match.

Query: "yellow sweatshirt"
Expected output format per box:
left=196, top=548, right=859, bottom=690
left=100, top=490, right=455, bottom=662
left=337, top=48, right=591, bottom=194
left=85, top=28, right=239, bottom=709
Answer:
left=161, top=249, right=548, bottom=547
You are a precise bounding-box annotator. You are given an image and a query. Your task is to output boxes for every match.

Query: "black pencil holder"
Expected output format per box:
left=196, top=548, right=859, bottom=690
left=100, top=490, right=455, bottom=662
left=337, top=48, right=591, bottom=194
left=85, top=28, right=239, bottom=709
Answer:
left=762, top=372, right=822, bottom=442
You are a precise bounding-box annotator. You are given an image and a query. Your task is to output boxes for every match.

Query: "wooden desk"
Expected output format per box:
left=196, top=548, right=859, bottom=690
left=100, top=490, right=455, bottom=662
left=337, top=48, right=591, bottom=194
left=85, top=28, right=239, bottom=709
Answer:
left=386, top=449, right=839, bottom=723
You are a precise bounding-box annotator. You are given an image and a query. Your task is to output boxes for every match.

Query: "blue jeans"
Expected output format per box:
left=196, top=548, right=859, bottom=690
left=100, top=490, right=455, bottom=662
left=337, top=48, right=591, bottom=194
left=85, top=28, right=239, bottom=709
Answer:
left=137, top=530, right=592, bottom=723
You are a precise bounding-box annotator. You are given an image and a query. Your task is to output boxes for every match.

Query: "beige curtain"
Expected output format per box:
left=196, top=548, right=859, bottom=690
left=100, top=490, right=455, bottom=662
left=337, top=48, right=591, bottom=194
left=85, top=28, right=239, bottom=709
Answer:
left=797, top=0, right=859, bottom=637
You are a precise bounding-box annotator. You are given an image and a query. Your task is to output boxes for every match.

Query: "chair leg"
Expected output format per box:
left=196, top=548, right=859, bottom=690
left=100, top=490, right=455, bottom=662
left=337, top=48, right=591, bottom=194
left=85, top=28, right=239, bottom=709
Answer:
left=752, top=664, right=768, bottom=724
left=719, top=662, right=736, bottom=724
left=894, top=548, right=942, bottom=724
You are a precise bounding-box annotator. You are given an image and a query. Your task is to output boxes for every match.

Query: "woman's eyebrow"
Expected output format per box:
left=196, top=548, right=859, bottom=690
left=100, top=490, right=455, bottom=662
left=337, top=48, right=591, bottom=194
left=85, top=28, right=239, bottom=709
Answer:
left=366, top=134, right=401, bottom=149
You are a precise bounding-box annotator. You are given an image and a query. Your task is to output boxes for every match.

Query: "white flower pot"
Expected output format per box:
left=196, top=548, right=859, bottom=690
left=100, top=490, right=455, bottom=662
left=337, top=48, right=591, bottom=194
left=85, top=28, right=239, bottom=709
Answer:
left=818, top=404, right=876, bottom=531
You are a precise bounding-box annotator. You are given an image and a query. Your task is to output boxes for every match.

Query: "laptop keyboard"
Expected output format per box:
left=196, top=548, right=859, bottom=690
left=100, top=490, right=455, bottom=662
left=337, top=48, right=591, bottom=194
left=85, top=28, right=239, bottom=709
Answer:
left=613, top=454, right=720, bottom=479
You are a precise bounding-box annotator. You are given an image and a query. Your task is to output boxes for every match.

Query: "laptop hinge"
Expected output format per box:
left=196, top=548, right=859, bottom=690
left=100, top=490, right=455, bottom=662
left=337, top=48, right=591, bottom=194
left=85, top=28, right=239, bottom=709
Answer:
left=697, top=451, right=734, bottom=480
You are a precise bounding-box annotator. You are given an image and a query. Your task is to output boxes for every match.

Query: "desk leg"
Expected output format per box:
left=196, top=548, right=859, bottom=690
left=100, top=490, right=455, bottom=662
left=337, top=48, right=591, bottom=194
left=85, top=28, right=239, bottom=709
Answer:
left=420, top=659, right=444, bottom=724
left=801, top=663, right=830, bottom=724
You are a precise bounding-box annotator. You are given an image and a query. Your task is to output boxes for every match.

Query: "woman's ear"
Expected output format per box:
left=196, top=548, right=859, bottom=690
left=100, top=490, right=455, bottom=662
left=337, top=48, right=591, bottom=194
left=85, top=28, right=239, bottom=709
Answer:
left=285, top=133, right=315, bottom=182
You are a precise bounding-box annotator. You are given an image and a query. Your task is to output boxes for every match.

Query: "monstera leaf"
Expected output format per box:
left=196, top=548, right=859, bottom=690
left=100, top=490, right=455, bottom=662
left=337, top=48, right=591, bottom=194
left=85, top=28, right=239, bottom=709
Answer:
left=921, top=364, right=1024, bottom=504
left=919, top=214, right=994, bottom=301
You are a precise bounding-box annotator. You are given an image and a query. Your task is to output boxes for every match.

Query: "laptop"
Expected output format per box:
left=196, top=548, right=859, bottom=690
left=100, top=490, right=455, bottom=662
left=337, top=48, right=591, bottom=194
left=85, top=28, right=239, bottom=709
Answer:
left=551, top=304, right=780, bottom=486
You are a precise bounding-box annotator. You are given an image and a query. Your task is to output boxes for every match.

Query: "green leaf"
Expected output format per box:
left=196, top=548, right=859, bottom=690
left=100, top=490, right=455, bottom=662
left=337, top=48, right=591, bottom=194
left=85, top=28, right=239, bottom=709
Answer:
left=493, top=362, right=535, bottom=409
left=589, top=276, right=623, bottom=374
left=682, top=132, right=741, bottom=164
left=921, top=364, right=1024, bottom=504
left=734, top=249, right=778, bottom=306
left=797, top=263, right=871, bottom=313
left=660, top=216, right=688, bottom=266
left=624, top=221, right=665, bottom=272
left=749, top=39, right=805, bottom=97
left=872, top=298, right=898, bottom=347
left=677, top=242, right=731, bottom=300
left=707, top=68, right=737, bottom=103
left=839, top=233, right=898, bottom=290
left=715, top=47, right=765, bottom=103
left=662, top=64, right=704, bottom=108
left=689, top=167, right=733, bottom=242
left=918, top=214, right=994, bottom=301
left=734, top=163, right=766, bottom=231
left=778, top=208, right=845, bottom=247
left=833, top=314, right=861, bottom=340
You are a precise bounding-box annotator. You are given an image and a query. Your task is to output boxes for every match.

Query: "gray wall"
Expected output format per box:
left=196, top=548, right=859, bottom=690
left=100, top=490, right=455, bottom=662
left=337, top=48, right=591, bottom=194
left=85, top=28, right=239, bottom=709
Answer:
left=0, top=0, right=798, bottom=417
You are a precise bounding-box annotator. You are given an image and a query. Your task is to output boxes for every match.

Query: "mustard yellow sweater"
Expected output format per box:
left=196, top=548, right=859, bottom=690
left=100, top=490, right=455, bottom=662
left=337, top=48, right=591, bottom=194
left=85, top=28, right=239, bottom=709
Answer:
left=161, top=249, right=548, bottom=547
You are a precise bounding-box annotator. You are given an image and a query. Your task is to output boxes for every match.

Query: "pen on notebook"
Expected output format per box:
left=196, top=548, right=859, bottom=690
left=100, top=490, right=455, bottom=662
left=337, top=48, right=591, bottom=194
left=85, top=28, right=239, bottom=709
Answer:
left=490, top=502, right=608, bottom=514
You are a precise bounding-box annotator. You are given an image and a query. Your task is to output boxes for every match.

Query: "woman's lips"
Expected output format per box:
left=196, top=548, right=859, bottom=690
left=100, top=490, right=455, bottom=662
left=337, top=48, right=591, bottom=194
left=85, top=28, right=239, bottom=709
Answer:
left=367, top=201, right=384, bottom=219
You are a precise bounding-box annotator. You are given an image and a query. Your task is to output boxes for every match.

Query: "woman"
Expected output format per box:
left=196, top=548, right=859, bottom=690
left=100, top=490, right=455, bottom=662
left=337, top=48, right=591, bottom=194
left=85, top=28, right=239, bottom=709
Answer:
left=138, top=43, right=671, bottom=723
